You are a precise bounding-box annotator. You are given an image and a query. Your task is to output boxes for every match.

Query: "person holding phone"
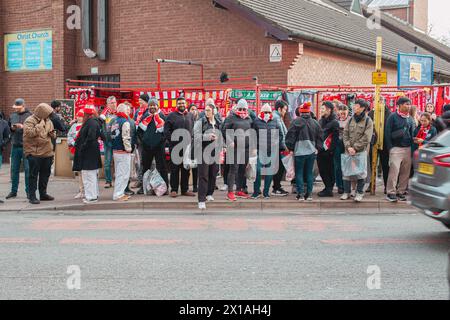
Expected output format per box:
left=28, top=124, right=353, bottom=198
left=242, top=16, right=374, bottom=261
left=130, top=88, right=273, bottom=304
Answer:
left=6, top=99, right=32, bottom=200
left=23, top=103, right=57, bottom=204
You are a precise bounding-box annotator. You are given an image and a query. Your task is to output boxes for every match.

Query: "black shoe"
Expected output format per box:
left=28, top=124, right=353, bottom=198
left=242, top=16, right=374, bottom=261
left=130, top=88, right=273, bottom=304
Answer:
left=29, top=198, right=41, bottom=205
left=296, top=193, right=305, bottom=201
left=272, top=189, right=289, bottom=197
left=6, top=192, right=17, bottom=200
left=193, top=188, right=198, bottom=193
left=0, top=199, right=4, bottom=204
left=337, top=188, right=344, bottom=195
left=397, top=193, right=407, bottom=202
left=125, top=189, right=135, bottom=196
left=40, top=194, right=54, bottom=201
left=386, top=194, right=398, bottom=202
left=137, top=188, right=144, bottom=195
left=318, top=189, right=333, bottom=197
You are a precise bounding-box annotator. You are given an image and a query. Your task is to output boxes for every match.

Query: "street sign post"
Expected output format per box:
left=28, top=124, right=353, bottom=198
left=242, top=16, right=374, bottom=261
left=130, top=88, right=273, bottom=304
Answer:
left=371, top=37, right=385, bottom=196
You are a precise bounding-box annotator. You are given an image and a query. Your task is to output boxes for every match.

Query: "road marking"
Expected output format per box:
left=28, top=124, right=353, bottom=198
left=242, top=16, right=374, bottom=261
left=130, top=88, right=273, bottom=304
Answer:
left=0, top=238, right=42, bottom=244
left=321, top=238, right=450, bottom=245
left=59, top=238, right=189, bottom=245
left=29, top=218, right=364, bottom=233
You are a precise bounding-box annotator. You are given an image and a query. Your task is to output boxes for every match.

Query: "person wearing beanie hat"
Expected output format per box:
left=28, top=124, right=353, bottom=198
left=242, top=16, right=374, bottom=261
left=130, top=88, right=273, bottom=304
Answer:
left=6, top=99, right=32, bottom=200
left=72, top=103, right=105, bottom=204
left=317, top=101, right=340, bottom=197
left=111, top=103, right=133, bottom=202
left=135, top=96, right=169, bottom=195
left=23, top=103, right=57, bottom=204
left=250, top=103, right=285, bottom=199
left=221, top=98, right=253, bottom=201
left=285, top=101, right=323, bottom=201
left=132, top=94, right=151, bottom=189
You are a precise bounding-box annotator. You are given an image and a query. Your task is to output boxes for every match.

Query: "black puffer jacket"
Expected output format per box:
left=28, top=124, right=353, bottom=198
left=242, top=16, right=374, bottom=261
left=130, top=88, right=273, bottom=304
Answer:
left=285, top=114, right=323, bottom=156
left=319, top=112, right=339, bottom=153
left=221, top=112, right=253, bottom=150
left=9, top=109, right=32, bottom=147
left=252, top=117, right=286, bottom=156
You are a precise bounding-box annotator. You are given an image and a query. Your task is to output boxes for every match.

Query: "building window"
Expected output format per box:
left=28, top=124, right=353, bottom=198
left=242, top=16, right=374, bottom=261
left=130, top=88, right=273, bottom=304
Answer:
left=351, top=0, right=363, bottom=15
left=77, top=74, right=120, bottom=88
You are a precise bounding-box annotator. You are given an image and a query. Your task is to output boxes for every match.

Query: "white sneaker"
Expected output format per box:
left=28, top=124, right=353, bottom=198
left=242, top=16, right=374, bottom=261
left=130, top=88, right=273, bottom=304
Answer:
left=219, top=184, right=228, bottom=191
left=340, top=193, right=350, bottom=200
left=74, top=192, right=84, bottom=199
left=206, top=196, right=215, bottom=202
left=350, top=191, right=356, bottom=198
left=198, top=202, right=206, bottom=210
left=354, top=193, right=364, bottom=203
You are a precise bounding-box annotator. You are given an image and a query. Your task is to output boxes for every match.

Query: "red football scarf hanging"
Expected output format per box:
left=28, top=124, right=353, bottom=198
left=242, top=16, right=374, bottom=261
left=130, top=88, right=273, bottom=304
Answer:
left=135, top=107, right=148, bottom=125
left=139, top=113, right=165, bottom=132
left=416, top=125, right=430, bottom=147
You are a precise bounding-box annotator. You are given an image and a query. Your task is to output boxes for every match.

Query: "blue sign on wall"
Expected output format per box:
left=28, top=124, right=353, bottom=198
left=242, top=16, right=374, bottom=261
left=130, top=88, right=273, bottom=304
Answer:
left=4, top=30, right=52, bottom=72
left=397, top=53, right=434, bottom=88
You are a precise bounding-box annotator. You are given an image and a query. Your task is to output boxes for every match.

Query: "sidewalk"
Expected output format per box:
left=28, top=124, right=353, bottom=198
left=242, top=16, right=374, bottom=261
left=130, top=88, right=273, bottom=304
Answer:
left=0, top=165, right=418, bottom=214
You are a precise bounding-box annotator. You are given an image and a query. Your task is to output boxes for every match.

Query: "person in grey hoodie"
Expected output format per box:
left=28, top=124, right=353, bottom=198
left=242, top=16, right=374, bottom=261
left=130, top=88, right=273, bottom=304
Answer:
left=285, top=102, right=323, bottom=201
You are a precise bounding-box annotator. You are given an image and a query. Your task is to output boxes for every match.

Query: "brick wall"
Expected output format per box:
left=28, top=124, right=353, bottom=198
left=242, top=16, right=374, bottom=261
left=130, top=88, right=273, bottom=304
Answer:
left=412, top=0, right=428, bottom=33
left=71, top=0, right=299, bottom=86
left=383, top=8, right=409, bottom=23
left=288, top=46, right=398, bottom=86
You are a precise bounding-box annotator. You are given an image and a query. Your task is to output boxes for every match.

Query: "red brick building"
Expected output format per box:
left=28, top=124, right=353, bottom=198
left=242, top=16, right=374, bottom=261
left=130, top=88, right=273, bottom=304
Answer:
left=1, top=0, right=450, bottom=117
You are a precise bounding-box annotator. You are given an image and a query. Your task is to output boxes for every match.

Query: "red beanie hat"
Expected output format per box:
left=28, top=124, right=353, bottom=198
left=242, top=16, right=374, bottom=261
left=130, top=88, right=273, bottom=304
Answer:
left=299, top=102, right=312, bottom=113
left=83, top=105, right=96, bottom=115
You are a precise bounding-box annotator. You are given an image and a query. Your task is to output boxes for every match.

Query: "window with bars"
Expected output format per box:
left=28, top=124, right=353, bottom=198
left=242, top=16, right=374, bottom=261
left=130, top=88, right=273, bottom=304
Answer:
left=77, top=74, right=120, bottom=88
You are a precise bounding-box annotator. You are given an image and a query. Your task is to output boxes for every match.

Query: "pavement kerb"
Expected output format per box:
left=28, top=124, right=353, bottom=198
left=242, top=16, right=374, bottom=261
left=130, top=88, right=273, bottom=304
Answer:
left=0, top=199, right=419, bottom=214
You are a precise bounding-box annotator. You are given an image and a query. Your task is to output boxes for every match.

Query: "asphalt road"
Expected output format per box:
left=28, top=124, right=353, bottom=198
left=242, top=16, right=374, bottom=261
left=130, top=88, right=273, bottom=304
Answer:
left=0, top=211, right=449, bottom=300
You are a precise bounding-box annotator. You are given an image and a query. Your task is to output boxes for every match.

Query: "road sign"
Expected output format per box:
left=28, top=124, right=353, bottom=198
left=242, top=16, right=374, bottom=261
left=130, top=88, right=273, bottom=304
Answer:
left=270, top=44, right=282, bottom=62
left=372, top=71, right=387, bottom=85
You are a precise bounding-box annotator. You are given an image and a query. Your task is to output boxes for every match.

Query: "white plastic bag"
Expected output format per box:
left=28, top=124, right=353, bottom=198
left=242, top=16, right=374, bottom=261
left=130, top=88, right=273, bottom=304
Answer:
left=282, top=154, right=295, bottom=182
left=143, top=169, right=167, bottom=197
left=183, top=144, right=198, bottom=170
left=246, top=156, right=258, bottom=183
left=149, top=168, right=167, bottom=197
left=341, top=152, right=368, bottom=179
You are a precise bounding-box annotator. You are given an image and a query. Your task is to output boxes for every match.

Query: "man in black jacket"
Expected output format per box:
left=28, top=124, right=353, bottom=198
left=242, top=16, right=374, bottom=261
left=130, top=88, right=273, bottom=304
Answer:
left=164, top=97, right=195, bottom=198
left=317, top=101, right=339, bottom=197
left=6, top=99, right=32, bottom=200
left=384, top=97, right=415, bottom=202
left=137, top=98, right=169, bottom=195
left=435, top=104, right=450, bottom=133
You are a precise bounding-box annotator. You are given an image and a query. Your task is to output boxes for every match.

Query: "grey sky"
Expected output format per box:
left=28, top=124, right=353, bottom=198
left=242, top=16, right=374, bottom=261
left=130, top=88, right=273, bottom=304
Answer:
left=428, top=0, right=450, bottom=39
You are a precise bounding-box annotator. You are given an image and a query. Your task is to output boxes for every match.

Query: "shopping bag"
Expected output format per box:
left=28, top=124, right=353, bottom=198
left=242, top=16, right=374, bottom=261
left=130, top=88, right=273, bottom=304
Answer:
left=341, top=152, right=367, bottom=179
left=183, top=144, right=198, bottom=170
left=282, top=154, right=295, bottom=182
left=142, top=169, right=153, bottom=196
left=246, top=156, right=258, bottom=183
left=148, top=168, right=167, bottom=197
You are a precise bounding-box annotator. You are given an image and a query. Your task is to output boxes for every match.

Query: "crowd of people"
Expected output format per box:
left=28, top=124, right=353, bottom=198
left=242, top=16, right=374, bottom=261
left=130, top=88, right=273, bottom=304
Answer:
left=1, top=94, right=450, bottom=209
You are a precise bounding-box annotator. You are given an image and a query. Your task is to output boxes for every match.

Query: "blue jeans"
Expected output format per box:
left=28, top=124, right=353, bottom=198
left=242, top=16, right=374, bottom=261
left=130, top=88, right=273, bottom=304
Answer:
left=334, top=141, right=344, bottom=191
left=295, top=154, right=316, bottom=195
left=253, top=158, right=275, bottom=196
left=104, top=142, right=113, bottom=183
left=10, top=146, right=30, bottom=195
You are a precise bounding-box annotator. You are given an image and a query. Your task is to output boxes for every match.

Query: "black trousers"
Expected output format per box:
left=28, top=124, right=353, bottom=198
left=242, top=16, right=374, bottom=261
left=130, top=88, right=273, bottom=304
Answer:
left=223, top=164, right=230, bottom=185
left=170, top=163, right=190, bottom=194
left=228, top=163, right=247, bottom=192
left=27, top=155, right=53, bottom=199
left=141, top=146, right=169, bottom=187
left=317, top=151, right=335, bottom=191
left=380, top=147, right=390, bottom=189
left=197, top=163, right=219, bottom=203
left=272, top=152, right=285, bottom=191
left=192, top=168, right=198, bottom=191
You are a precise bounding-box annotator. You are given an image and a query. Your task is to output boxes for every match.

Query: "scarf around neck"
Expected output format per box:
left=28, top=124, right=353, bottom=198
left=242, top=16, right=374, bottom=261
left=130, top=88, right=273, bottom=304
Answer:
left=397, top=109, right=410, bottom=119
left=135, top=107, right=148, bottom=125
left=235, top=110, right=249, bottom=119
left=258, top=112, right=273, bottom=123
left=416, top=125, right=431, bottom=146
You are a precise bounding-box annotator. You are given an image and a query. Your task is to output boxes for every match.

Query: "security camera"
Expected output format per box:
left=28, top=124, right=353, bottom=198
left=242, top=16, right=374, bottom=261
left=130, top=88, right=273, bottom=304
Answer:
left=84, top=48, right=97, bottom=59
